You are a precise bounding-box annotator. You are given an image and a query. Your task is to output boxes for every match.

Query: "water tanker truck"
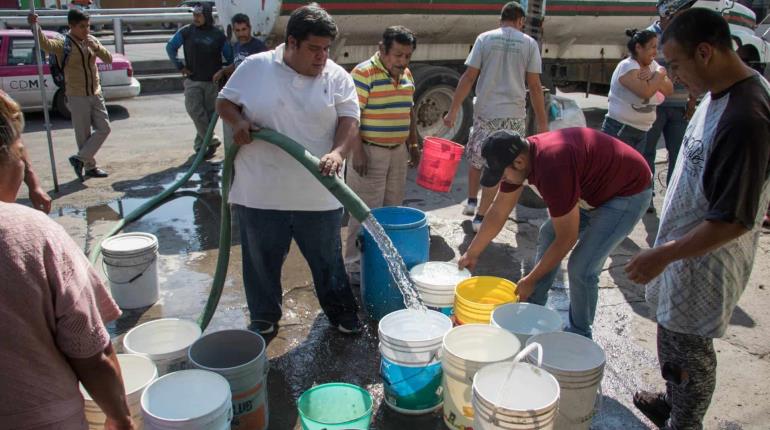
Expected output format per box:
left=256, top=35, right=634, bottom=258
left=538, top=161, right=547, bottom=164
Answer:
left=215, top=0, right=770, bottom=143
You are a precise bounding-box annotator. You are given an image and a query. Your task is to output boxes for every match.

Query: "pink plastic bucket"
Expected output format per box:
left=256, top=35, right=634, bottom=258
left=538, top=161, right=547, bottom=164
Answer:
left=416, top=137, right=464, bottom=193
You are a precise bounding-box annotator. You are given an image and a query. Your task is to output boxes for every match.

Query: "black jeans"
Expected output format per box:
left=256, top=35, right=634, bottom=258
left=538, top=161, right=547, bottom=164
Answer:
left=235, top=205, right=359, bottom=325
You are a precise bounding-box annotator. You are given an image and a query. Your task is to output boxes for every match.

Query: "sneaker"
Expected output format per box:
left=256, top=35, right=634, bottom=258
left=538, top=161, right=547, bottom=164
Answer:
left=68, top=156, right=84, bottom=182
left=462, top=199, right=477, bottom=216
left=633, top=391, right=670, bottom=428
left=471, top=215, right=484, bottom=233
left=337, top=318, right=363, bottom=335
left=85, top=167, right=109, bottom=178
left=247, top=320, right=277, bottom=335
left=204, top=145, right=218, bottom=160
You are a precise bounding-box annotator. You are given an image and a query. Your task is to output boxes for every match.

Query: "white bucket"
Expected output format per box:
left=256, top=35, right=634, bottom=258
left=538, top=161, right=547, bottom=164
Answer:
left=141, top=369, right=232, bottom=430
left=82, top=354, right=157, bottom=430
left=101, top=233, right=160, bottom=309
left=123, top=318, right=202, bottom=376
left=189, top=330, right=269, bottom=430
left=378, top=309, right=453, bottom=415
left=526, top=332, right=606, bottom=430
left=472, top=344, right=560, bottom=430
left=410, top=262, right=471, bottom=315
left=491, top=303, right=563, bottom=346
left=441, top=324, right=522, bottom=429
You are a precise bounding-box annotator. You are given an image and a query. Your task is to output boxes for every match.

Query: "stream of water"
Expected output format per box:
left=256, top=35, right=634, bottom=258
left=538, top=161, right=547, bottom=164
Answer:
left=361, top=214, right=426, bottom=312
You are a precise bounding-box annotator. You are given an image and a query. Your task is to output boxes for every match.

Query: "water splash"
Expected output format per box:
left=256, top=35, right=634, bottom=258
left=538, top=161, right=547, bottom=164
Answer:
left=361, top=214, right=426, bottom=311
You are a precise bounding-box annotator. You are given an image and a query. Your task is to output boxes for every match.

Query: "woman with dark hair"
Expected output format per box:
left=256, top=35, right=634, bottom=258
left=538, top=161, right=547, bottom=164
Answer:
left=0, top=95, right=133, bottom=429
left=602, top=29, right=673, bottom=162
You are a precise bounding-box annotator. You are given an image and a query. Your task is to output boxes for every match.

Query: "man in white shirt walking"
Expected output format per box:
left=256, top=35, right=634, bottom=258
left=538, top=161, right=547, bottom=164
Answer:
left=443, top=1, right=548, bottom=233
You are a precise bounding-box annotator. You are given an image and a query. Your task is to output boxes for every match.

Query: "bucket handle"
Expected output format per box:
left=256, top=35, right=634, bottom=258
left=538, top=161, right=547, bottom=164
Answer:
left=380, top=351, right=440, bottom=386
left=489, top=343, right=543, bottom=425
left=101, top=256, right=157, bottom=285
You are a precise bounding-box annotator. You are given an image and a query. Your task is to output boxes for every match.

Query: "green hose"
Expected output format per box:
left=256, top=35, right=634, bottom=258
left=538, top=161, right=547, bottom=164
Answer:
left=88, top=114, right=372, bottom=331
left=253, top=129, right=372, bottom=222
left=197, top=128, right=373, bottom=329
left=88, top=114, right=219, bottom=265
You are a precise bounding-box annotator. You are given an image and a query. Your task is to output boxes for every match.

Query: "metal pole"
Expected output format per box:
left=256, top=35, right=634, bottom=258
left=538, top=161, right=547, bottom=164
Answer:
left=30, top=3, right=59, bottom=192
left=113, top=17, right=124, bottom=54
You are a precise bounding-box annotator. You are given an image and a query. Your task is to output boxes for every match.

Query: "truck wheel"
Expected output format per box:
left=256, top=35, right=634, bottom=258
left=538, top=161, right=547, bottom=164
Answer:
left=54, top=90, right=71, bottom=120
left=412, top=66, right=473, bottom=145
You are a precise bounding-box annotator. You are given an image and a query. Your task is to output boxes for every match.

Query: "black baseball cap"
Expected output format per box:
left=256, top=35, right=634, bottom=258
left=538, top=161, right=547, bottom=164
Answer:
left=480, top=130, right=527, bottom=187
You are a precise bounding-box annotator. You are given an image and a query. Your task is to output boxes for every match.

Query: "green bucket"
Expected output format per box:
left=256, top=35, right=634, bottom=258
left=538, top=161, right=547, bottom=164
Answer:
left=297, top=383, right=373, bottom=430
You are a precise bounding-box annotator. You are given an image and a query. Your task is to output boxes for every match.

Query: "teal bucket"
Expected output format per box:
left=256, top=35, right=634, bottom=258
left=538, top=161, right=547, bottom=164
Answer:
left=297, top=383, right=373, bottom=430
left=381, top=357, right=443, bottom=414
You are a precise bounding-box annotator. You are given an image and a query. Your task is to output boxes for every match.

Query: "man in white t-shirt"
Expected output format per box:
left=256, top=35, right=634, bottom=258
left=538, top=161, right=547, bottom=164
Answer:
left=216, top=4, right=362, bottom=336
left=443, top=1, right=548, bottom=233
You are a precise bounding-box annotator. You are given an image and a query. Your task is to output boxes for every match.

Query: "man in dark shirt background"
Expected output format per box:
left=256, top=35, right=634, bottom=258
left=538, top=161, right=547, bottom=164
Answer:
left=459, top=127, right=652, bottom=339
left=166, top=3, right=233, bottom=159
left=214, top=13, right=268, bottom=85
left=626, top=9, right=770, bottom=429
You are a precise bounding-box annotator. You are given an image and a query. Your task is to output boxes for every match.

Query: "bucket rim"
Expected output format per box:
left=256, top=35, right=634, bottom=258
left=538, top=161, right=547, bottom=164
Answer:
left=378, top=309, right=453, bottom=344
left=368, top=206, right=427, bottom=230
left=140, top=369, right=231, bottom=423
left=188, top=329, right=266, bottom=372
left=123, top=318, right=202, bottom=359
left=297, top=382, right=373, bottom=425
left=442, top=324, right=521, bottom=364
left=410, top=262, right=471, bottom=289
left=82, top=353, right=157, bottom=400
left=526, top=332, right=606, bottom=373
left=101, top=232, right=159, bottom=256
left=423, top=136, right=464, bottom=150
left=490, top=303, right=564, bottom=336
left=472, top=362, right=560, bottom=415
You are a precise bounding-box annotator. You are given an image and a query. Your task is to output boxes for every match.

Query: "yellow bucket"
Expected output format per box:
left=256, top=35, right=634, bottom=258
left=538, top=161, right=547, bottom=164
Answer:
left=454, top=276, right=518, bottom=325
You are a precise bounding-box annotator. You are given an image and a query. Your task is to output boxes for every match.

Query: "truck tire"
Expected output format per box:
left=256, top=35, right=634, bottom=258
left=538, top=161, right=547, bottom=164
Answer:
left=412, top=65, right=473, bottom=145
left=54, top=90, right=71, bottom=120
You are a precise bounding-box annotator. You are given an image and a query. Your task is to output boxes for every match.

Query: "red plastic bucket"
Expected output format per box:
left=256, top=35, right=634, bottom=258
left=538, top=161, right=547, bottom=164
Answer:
left=416, top=137, right=464, bottom=193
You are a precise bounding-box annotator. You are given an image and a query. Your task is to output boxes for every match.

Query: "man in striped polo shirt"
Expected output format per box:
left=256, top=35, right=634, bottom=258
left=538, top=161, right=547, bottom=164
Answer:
left=344, top=26, right=420, bottom=284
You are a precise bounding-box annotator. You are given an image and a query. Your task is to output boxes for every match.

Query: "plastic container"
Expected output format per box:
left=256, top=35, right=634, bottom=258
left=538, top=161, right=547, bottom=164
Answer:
left=141, top=369, right=232, bottom=430
left=361, top=206, right=429, bottom=321
left=123, top=318, right=202, bottom=376
left=101, top=232, right=159, bottom=309
left=416, top=136, right=465, bottom=192
left=441, top=324, right=521, bottom=430
left=189, top=330, right=269, bottom=430
left=472, top=344, right=560, bottom=430
left=82, top=354, right=157, bottom=429
left=297, top=383, right=373, bottom=430
left=379, top=309, right=453, bottom=414
left=455, top=276, right=518, bottom=325
left=410, top=262, right=471, bottom=316
left=491, top=303, right=564, bottom=345
left=527, top=332, right=606, bottom=430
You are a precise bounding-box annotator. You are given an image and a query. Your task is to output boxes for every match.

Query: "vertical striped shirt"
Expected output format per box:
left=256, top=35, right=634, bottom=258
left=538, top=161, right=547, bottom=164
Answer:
left=351, top=52, right=415, bottom=147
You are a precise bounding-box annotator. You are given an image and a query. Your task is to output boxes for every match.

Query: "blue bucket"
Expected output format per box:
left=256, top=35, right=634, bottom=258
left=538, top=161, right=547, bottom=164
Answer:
left=381, top=358, right=443, bottom=414
left=360, top=207, right=429, bottom=321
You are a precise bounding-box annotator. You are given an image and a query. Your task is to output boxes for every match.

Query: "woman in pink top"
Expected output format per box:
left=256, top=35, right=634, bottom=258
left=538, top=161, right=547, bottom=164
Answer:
left=0, top=93, right=134, bottom=429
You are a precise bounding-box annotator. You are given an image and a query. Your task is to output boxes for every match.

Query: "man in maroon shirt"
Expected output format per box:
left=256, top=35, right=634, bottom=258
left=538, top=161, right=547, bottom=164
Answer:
left=459, top=127, right=652, bottom=337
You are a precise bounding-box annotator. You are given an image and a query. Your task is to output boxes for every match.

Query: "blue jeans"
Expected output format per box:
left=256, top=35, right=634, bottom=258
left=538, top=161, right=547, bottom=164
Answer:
left=235, top=205, right=359, bottom=325
left=528, top=189, right=652, bottom=338
left=601, top=116, right=651, bottom=170
left=645, top=105, right=688, bottom=186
